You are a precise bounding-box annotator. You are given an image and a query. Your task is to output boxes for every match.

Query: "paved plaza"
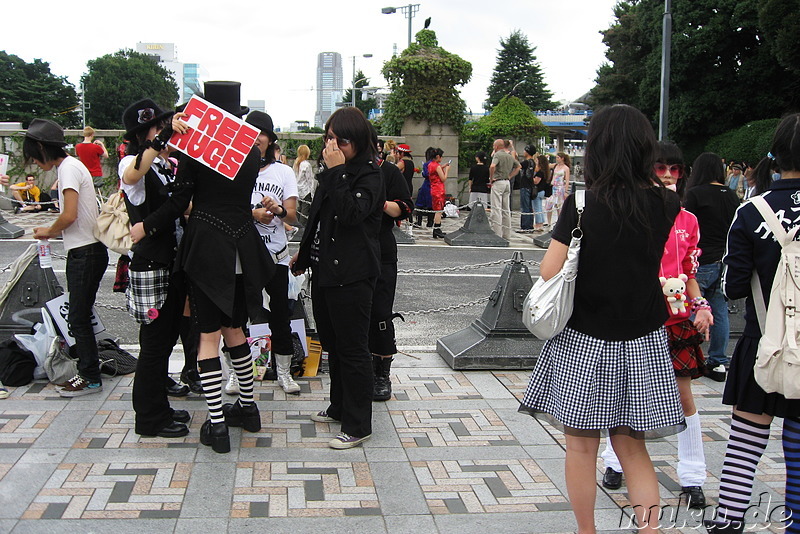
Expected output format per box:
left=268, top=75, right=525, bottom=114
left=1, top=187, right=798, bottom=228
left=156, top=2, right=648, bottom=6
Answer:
left=0, top=210, right=789, bottom=534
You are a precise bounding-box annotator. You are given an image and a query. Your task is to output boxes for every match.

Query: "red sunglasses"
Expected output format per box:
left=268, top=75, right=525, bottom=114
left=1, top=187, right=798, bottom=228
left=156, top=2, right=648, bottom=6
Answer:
left=654, top=163, right=684, bottom=178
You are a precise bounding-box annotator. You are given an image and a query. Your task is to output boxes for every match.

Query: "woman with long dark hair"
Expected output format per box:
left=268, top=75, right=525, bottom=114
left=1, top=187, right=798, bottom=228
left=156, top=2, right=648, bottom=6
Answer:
left=519, top=105, right=684, bottom=534
left=684, top=153, right=741, bottom=383
left=704, top=114, right=800, bottom=533
left=532, top=154, right=550, bottom=232
left=291, top=107, right=384, bottom=449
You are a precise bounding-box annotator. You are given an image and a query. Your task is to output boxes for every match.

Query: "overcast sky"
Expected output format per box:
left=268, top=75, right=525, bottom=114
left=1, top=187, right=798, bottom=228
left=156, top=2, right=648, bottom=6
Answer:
left=4, top=0, right=620, bottom=130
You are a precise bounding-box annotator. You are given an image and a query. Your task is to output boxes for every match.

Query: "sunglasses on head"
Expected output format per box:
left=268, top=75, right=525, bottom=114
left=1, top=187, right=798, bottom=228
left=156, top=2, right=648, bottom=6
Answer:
left=654, top=163, right=684, bottom=178
left=324, top=134, right=351, bottom=146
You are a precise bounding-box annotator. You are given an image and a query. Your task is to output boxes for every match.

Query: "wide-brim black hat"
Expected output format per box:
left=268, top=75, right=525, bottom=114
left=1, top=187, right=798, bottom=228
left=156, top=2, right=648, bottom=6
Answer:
left=204, top=81, right=249, bottom=118
left=25, top=119, right=67, bottom=147
left=122, top=99, right=174, bottom=141
left=245, top=110, right=277, bottom=142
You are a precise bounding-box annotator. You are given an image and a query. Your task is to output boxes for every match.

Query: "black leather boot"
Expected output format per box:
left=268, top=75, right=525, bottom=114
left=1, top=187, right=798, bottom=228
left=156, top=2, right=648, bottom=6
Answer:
left=413, top=213, right=423, bottom=228
left=200, top=419, right=230, bottom=453
left=373, top=356, right=393, bottom=401
left=222, top=399, right=261, bottom=432
left=426, top=213, right=434, bottom=227
left=433, top=225, right=446, bottom=239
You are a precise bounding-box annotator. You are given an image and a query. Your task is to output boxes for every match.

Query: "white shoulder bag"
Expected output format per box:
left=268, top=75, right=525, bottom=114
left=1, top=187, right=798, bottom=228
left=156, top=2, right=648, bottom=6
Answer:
left=522, top=190, right=585, bottom=340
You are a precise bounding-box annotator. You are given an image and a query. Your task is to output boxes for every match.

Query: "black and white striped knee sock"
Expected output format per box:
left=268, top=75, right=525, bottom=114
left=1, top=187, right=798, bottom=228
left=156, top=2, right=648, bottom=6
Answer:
left=198, top=357, right=224, bottom=424
left=717, top=412, right=771, bottom=522
left=228, top=342, right=254, bottom=406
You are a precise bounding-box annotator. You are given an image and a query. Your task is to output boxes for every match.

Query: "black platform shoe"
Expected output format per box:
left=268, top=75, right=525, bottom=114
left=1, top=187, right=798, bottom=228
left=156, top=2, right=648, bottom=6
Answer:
left=222, top=400, right=261, bottom=432
left=682, top=485, right=706, bottom=509
left=180, top=369, right=203, bottom=394
left=172, top=410, right=191, bottom=424
left=200, top=420, right=230, bottom=453
left=433, top=227, right=446, bottom=239
left=601, top=467, right=623, bottom=490
left=166, top=378, right=190, bottom=397
left=373, top=356, right=393, bottom=402
left=138, top=421, right=189, bottom=438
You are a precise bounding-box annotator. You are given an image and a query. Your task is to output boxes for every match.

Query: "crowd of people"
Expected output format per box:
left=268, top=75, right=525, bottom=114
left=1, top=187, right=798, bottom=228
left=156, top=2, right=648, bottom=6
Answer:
left=3, top=87, right=800, bottom=532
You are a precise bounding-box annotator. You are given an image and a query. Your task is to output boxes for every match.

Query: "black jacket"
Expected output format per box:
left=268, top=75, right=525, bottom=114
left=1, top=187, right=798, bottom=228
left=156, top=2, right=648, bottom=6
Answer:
left=379, top=161, right=413, bottom=264
left=174, top=147, right=275, bottom=319
left=723, top=178, right=800, bottom=338
left=296, top=155, right=384, bottom=287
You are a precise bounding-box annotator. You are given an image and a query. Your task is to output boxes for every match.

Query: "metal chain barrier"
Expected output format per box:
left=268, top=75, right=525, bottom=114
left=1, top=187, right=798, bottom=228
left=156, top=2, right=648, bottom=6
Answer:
left=397, top=296, right=490, bottom=317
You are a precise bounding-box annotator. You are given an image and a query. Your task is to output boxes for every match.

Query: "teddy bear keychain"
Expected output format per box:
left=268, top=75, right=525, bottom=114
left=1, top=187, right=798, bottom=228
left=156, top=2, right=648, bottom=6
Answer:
left=659, top=274, right=688, bottom=315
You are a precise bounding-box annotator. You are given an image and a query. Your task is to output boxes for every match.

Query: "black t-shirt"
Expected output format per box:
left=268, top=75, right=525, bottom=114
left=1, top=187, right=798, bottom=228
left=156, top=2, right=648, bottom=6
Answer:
left=469, top=164, right=490, bottom=193
left=551, top=188, right=680, bottom=341
left=683, top=183, right=740, bottom=264
left=518, top=159, right=535, bottom=189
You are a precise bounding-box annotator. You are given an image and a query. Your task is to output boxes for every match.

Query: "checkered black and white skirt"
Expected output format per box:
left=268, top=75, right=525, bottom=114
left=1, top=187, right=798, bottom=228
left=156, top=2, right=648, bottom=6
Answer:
left=519, top=326, right=685, bottom=439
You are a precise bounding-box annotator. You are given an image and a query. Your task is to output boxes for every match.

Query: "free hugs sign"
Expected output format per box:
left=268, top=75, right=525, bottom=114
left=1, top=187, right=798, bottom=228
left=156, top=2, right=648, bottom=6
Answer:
left=168, top=95, right=259, bottom=180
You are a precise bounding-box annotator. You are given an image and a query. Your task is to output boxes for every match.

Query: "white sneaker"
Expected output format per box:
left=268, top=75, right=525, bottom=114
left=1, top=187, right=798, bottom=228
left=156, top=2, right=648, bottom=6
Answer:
left=224, top=373, right=239, bottom=395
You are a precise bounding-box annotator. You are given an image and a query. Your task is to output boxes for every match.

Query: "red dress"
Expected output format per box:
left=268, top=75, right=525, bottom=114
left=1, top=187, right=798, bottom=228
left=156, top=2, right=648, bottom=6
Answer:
left=428, top=160, right=445, bottom=211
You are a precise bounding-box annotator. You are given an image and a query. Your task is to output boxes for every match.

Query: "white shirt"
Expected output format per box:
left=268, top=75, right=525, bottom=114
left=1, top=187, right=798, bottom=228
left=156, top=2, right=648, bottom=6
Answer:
left=251, top=162, right=298, bottom=265
left=118, top=155, right=172, bottom=206
left=58, top=156, right=99, bottom=251
left=295, top=159, right=316, bottom=199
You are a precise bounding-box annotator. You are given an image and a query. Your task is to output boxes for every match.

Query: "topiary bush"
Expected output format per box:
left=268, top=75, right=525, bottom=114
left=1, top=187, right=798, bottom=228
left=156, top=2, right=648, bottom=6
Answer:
left=705, top=118, right=781, bottom=165
left=381, top=29, right=472, bottom=136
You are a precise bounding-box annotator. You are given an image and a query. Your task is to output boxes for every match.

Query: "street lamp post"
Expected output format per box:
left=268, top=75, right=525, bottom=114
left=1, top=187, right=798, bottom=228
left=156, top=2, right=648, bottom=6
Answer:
left=381, top=4, right=420, bottom=48
left=351, top=54, right=373, bottom=108
left=658, top=0, right=672, bottom=141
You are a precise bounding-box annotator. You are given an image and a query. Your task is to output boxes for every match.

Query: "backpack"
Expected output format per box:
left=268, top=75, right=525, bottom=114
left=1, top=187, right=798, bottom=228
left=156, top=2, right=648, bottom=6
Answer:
left=97, top=338, right=138, bottom=376
left=0, top=338, right=37, bottom=387
left=749, top=196, right=800, bottom=398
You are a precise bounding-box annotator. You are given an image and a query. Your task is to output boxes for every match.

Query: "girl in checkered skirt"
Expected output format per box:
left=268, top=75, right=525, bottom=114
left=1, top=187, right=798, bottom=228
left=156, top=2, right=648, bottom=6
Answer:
left=519, top=105, right=685, bottom=534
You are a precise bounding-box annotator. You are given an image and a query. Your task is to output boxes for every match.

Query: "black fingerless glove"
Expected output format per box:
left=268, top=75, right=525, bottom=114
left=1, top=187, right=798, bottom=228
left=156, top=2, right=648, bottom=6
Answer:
left=151, top=124, right=174, bottom=151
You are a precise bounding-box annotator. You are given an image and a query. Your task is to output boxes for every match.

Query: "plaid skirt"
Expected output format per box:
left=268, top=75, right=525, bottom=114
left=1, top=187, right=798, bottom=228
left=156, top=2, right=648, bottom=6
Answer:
left=666, top=320, right=706, bottom=378
left=519, top=326, right=685, bottom=439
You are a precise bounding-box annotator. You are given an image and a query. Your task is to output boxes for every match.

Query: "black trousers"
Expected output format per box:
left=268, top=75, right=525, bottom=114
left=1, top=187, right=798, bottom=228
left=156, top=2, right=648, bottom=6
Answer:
left=133, top=270, right=185, bottom=435
left=368, top=262, right=398, bottom=356
left=253, top=264, right=294, bottom=355
left=312, top=277, right=375, bottom=438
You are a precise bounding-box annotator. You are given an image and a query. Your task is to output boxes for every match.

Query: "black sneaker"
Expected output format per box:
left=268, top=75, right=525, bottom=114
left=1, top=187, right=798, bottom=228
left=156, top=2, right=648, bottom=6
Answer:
left=681, top=486, right=706, bottom=509
left=602, top=467, right=623, bottom=489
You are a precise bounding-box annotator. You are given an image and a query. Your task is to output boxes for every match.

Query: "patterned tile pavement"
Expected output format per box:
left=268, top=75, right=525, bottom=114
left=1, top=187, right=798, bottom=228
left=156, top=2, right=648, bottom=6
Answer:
left=0, top=341, right=790, bottom=533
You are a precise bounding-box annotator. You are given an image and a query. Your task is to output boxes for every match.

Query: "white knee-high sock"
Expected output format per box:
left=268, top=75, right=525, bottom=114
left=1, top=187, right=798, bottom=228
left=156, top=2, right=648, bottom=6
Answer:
left=677, top=412, right=707, bottom=487
left=601, top=436, right=623, bottom=473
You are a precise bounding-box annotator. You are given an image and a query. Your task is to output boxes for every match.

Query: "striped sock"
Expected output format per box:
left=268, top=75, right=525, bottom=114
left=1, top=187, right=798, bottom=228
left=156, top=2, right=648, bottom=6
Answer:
left=783, top=418, right=800, bottom=533
left=717, top=413, right=771, bottom=522
left=228, top=342, right=254, bottom=406
left=198, top=357, right=224, bottom=424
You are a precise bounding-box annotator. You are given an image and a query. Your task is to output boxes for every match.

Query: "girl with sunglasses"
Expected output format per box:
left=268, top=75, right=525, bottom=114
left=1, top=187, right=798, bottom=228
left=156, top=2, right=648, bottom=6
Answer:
left=600, top=141, right=712, bottom=510
left=291, top=107, right=384, bottom=449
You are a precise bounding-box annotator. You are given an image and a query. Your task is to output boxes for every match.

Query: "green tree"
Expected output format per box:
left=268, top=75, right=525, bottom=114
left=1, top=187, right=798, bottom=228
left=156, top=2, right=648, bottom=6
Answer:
left=342, top=70, right=378, bottom=117
left=0, top=51, right=81, bottom=128
left=485, top=30, right=555, bottom=112
left=381, top=28, right=472, bottom=135
left=706, top=118, right=781, bottom=165
left=460, top=96, right=549, bottom=171
left=758, top=0, right=800, bottom=74
left=589, top=0, right=800, bottom=157
left=81, top=49, right=179, bottom=129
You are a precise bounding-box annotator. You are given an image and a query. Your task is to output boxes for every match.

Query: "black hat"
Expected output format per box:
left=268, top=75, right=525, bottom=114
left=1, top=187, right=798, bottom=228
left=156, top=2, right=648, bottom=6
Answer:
left=204, top=81, right=249, bottom=117
left=25, top=119, right=67, bottom=147
left=524, top=145, right=537, bottom=156
left=122, top=99, right=174, bottom=141
left=245, top=111, right=277, bottom=142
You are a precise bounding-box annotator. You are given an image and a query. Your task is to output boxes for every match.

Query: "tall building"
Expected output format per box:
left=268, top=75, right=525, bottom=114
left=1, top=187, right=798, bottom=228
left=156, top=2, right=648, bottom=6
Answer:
left=314, top=52, right=343, bottom=128
left=135, top=42, right=207, bottom=105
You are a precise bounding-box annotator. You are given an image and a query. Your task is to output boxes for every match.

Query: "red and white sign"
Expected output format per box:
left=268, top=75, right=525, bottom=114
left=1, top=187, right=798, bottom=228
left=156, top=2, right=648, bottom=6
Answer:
left=168, top=95, right=259, bottom=180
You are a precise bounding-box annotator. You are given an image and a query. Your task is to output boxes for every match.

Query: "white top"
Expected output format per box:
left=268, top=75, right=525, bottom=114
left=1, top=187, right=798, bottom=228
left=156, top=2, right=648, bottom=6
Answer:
left=58, top=156, right=99, bottom=251
left=295, top=159, right=316, bottom=199
left=251, top=162, right=299, bottom=265
left=118, top=155, right=172, bottom=206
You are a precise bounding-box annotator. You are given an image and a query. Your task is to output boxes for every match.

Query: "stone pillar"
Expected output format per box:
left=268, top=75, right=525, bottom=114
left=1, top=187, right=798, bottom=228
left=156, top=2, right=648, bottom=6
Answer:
left=401, top=119, right=461, bottom=203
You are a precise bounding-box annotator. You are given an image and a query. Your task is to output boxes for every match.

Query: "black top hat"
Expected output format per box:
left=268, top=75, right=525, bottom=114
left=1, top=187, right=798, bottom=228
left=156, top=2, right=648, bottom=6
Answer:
left=204, top=81, right=249, bottom=117
left=122, top=99, right=174, bottom=141
left=25, top=119, right=67, bottom=147
left=245, top=111, right=277, bottom=142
